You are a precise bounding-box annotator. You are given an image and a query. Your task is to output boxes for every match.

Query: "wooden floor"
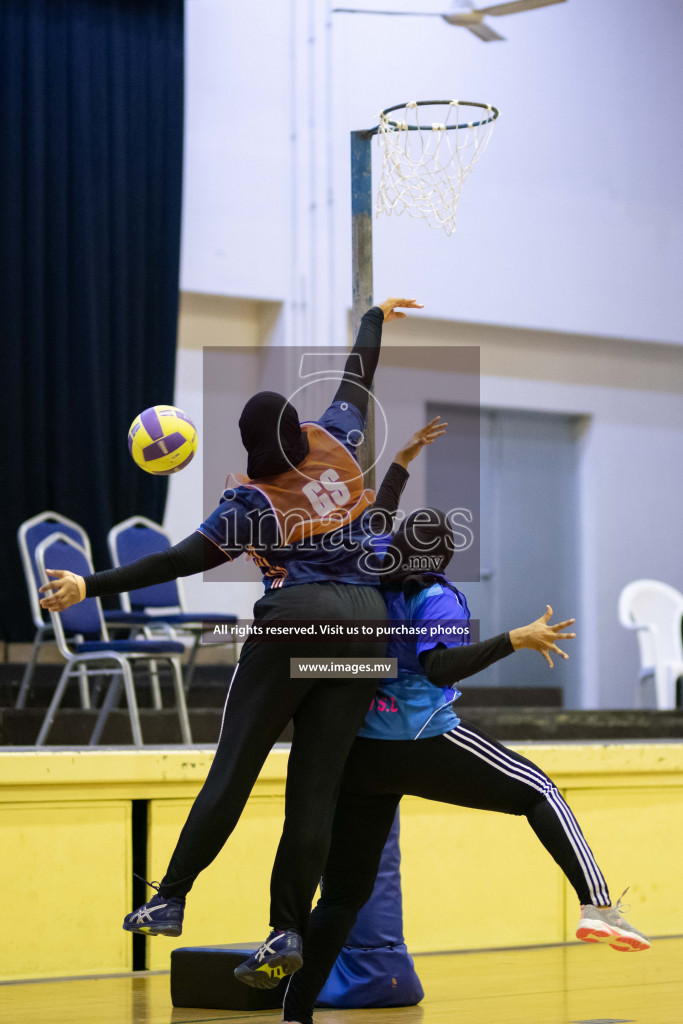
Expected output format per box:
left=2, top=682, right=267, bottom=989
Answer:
left=2, top=938, right=682, bottom=1024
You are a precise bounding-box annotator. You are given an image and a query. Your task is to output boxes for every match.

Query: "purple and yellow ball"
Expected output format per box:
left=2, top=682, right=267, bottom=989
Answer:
left=128, top=405, right=198, bottom=475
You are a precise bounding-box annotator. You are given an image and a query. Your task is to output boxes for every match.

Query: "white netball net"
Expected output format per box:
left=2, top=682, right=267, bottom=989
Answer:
left=376, top=100, right=498, bottom=236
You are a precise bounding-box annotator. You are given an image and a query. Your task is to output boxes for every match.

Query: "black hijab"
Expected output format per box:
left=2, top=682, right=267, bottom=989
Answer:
left=239, top=391, right=310, bottom=479
left=380, top=508, right=455, bottom=595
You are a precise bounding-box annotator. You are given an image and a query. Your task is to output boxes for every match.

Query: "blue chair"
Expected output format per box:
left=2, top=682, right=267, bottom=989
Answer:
left=108, top=516, right=238, bottom=690
left=34, top=533, right=192, bottom=747
left=17, top=511, right=151, bottom=709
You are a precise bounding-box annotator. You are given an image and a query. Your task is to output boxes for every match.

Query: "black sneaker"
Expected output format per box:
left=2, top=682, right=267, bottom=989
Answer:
left=122, top=881, right=185, bottom=937
left=234, top=929, right=303, bottom=989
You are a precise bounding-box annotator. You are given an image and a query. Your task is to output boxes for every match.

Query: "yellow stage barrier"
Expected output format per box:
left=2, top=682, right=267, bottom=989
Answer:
left=1, top=743, right=681, bottom=980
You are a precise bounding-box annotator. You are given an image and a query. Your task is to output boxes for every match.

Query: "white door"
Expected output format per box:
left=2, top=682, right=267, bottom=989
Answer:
left=427, top=404, right=581, bottom=704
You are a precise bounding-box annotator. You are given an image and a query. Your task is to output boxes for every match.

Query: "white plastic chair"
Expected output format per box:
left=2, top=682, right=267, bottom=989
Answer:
left=618, top=579, right=683, bottom=710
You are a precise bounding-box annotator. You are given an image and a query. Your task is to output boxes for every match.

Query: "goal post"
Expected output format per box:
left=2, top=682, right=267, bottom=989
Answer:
left=350, top=100, right=499, bottom=490
left=351, top=128, right=376, bottom=487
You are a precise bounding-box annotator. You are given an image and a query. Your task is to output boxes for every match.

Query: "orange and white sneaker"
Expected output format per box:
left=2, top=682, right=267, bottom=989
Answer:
left=576, top=890, right=650, bottom=952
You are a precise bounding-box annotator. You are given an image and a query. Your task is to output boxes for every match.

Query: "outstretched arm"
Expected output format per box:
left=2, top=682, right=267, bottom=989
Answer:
left=419, top=632, right=515, bottom=686
left=365, top=416, right=447, bottom=535
left=39, top=532, right=230, bottom=612
left=420, top=606, right=576, bottom=686
left=333, top=298, right=423, bottom=418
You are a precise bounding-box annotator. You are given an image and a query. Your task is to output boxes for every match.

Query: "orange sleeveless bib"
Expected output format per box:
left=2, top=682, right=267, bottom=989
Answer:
left=226, top=423, right=375, bottom=546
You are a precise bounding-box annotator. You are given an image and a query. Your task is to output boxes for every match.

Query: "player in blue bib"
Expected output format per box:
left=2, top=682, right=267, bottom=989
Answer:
left=282, top=509, right=650, bottom=1024
left=358, top=577, right=469, bottom=741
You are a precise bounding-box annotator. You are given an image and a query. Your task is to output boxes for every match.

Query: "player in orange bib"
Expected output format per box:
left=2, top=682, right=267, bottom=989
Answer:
left=40, top=298, right=437, bottom=988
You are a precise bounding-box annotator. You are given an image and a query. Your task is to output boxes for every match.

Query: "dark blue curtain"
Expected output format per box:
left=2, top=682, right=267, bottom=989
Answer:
left=0, top=0, right=184, bottom=641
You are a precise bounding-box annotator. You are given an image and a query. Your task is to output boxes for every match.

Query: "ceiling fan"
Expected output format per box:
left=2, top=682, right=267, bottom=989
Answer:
left=333, top=0, right=567, bottom=43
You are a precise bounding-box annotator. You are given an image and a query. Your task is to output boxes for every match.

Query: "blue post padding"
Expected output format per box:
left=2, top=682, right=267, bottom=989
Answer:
left=316, top=811, right=424, bottom=1009
left=351, top=130, right=373, bottom=220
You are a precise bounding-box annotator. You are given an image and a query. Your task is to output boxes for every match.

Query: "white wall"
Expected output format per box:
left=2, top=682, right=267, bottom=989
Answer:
left=482, top=376, right=683, bottom=709
left=182, top=0, right=683, bottom=344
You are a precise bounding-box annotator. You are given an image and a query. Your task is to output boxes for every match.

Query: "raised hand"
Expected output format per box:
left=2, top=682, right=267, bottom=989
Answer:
left=394, top=416, right=448, bottom=469
left=377, top=298, right=424, bottom=321
left=509, top=605, right=576, bottom=669
left=39, top=570, right=86, bottom=612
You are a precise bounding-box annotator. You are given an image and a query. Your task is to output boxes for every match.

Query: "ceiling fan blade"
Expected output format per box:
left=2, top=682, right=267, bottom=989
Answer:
left=476, top=0, right=566, bottom=17
left=333, top=8, right=445, bottom=15
left=461, top=18, right=505, bottom=40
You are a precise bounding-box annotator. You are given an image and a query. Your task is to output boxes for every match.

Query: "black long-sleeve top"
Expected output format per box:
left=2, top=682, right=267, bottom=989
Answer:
left=332, top=306, right=384, bottom=419
left=83, top=461, right=408, bottom=599
left=419, top=632, right=515, bottom=688
left=81, top=463, right=518, bottom=685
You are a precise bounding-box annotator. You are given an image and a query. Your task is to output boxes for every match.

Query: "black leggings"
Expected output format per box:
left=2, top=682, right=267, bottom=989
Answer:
left=158, top=582, right=385, bottom=933
left=283, top=720, right=610, bottom=1024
